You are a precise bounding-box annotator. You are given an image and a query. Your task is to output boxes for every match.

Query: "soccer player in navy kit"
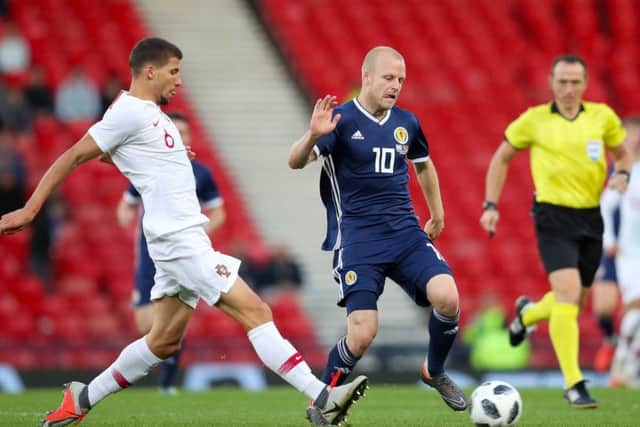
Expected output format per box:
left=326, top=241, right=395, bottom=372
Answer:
left=289, top=46, right=467, bottom=420
left=116, top=112, right=226, bottom=394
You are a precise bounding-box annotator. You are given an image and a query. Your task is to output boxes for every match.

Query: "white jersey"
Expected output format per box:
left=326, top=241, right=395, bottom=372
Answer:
left=601, top=162, right=640, bottom=256
left=618, top=162, right=640, bottom=256
left=89, top=91, right=208, bottom=242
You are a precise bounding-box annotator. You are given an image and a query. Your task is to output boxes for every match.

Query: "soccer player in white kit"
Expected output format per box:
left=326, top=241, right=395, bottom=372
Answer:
left=601, top=116, right=640, bottom=388
left=0, top=37, right=367, bottom=426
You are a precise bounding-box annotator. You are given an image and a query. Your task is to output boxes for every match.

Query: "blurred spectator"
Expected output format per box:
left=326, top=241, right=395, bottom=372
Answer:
left=0, top=1, right=8, bottom=18
left=229, top=239, right=269, bottom=291
left=0, top=84, right=32, bottom=132
left=462, top=293, right=530, bottom=372
left=100, top=73, right=124, bottom=113
left=0, top=22, right=30, bottom=75
left=29, top=191, right=65, bottom=287
left=260, top=244, right=304, bottom=299
left=24, top=65, right=54, bottom=114
left=0, top=118, right=26, bottom=215
left=54, top=67, right=101, bottom=123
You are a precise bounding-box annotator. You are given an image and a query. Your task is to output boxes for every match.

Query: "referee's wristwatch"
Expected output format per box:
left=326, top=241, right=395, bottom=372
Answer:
left=615, top=170, right=631, bottom=181
left=482, top=201, right=498, bottom=211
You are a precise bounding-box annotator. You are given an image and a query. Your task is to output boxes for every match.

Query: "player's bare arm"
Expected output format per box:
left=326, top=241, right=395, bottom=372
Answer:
left=288, top=95, right=342, bottom=169
left=116, top=197, right=138, bottom=228
left=607, top=143, right=632, bottom=193
left=414, top=159, right=445, bottom=240
left=203, top=205, right=226, bottom=235
left=0, top=133, right=103, bottom=235
left=480, top=141, right=518, bottom=236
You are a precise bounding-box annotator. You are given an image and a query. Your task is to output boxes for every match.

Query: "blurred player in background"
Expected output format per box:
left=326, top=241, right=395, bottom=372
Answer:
left=0, top=37, right=368, bottom=427
left=591, top=117, right=640, bottom=373
left=600, top=116, right=640, bottom=388
left=116, top=111, right=226, bottom=394
left=480, top=54, right=631, bottom=408
left=591, top=201, right=620, bottom=373
left=289, top=46, right=467, bottom=424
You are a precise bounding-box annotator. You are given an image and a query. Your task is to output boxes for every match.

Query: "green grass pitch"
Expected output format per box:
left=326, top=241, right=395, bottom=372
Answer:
left=0, top=385, right=638, bottom=426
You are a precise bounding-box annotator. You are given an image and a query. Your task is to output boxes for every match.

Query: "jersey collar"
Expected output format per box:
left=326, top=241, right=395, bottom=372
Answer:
left=550, top=101, right=585, bottom=121
left=353, top=98, right=391, bottom=125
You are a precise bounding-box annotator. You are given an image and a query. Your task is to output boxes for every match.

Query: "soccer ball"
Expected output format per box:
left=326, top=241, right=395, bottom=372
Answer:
left=469, top=380, right=522, bottom=426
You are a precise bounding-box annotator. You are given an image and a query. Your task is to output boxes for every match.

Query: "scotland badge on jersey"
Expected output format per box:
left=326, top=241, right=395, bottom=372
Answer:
left=394, top=126, right=409, bottom=154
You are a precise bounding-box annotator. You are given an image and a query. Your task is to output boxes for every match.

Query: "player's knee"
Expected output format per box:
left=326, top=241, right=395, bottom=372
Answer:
left=429, top=283, right=459, bottom=316
left=432, top=294, right=459, bottom=317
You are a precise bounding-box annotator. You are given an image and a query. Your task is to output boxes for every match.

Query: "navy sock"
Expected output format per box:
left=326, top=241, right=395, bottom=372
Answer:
left=597, top=315, right=615, bottom=341
left=427, top=309, right=459, bottom=377
left=159, top=342, right=183, bottom=389
left=320, top=336, right=360, bottom=387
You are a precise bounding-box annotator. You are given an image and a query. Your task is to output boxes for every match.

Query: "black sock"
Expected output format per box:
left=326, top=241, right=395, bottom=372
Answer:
left=597, top=315, right=615, bottom=343
left=320, top=336, right=359, bottom=386
left=427, top=309, right=459, bottom=376
left=159, top=342, right=184, bottom=389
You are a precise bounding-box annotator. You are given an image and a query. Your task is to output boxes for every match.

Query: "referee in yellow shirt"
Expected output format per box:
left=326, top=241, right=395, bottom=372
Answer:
left=480, top=54, right=631, bottom=408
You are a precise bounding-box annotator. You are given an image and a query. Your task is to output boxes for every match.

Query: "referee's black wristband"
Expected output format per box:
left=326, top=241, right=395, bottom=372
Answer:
left=482, top=201, right=498, bottom=211
left=615, top=170, right=631, bottom=180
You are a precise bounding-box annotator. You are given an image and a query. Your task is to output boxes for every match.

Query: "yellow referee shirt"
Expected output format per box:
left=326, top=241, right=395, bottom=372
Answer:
left=505, top=102, right=626, bottom=208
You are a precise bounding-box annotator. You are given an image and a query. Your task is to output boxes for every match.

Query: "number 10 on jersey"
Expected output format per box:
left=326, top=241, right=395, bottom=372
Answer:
left=373, top=147, right=395, bottom=173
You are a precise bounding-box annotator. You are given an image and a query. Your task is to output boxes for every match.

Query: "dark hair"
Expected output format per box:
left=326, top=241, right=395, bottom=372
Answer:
left=167, top=111, right=189, bottom=123
left=128, top=38, right=183, bottom=76
left=551, top=54, right=587, bottom=76
left=623, top=115, right=640, bottom=126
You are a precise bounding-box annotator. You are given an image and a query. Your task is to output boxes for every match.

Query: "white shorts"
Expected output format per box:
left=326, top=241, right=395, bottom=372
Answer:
left=148, top=226, right=241, bottom=308
left=616, top=253, right=640, bottom=305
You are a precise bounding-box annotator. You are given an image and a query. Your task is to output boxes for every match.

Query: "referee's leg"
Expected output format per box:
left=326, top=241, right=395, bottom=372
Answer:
left=547, top=267, right=583, bottom=389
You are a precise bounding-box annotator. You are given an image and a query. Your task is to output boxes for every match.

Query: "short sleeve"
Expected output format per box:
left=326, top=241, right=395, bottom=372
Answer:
left=88, top=101, right=142, bottom=153
left=123, top=184, right=140, bottom=205
left=602, top=105, right=626, bottom=148
left=408, top=115, right=430, bottom=162
left=314, top=131, right=338, bottom=158
left=504, top=109, right=534, bottom=149
left=194, top=162, right=223, bottom=208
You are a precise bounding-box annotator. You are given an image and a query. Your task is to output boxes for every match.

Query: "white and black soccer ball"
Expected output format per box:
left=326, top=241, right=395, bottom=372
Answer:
left=469, top=380, right=522, bottom=426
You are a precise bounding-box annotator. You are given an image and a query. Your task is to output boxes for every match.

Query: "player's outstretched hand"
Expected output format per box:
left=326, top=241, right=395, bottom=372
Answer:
left=309, top=95, right=342, bottom=138
left=0, top=208, right=34, bottom=236
left=608, top=172, right=629, bottom=193
left=479, top=209, right=499, bottom=238
left=424, top=218, right=444, bottom=240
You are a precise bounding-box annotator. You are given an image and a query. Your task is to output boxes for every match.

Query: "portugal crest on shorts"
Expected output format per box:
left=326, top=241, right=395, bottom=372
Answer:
left=345, top=270, right=358, bottom=286
left=393, top=126, right=408, bottom=144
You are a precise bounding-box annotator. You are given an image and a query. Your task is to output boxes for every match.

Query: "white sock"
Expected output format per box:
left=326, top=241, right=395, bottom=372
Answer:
left=622, top=309, right=640, bottom=384
left=629, top=324, right=640, bottom=387
left=248, top=321, right=325, bottom=400
left=87, top=337, right=163, bottom=406
left=612, top=308, right=640, bottom=383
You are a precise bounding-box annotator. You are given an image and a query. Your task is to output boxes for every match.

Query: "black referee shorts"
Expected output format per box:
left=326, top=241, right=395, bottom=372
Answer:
left=532, top=202, right=603, bottom=287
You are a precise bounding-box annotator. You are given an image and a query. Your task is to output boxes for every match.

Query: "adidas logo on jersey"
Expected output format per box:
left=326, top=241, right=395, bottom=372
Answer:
left=351, top=130, right=364, bottom=140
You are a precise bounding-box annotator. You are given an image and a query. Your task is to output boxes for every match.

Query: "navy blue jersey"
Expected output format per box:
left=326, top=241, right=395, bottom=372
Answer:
left=315, top=99, right=429, bottom=250
left=128, top=160, right=223, bottom=306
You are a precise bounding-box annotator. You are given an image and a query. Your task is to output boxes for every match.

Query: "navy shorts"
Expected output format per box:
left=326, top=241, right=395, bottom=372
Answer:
left=332, top=229, right=452, bottom=313
left=133, top=235, right=157, bottom=307
left=595, top=255, right=618, bottom=283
